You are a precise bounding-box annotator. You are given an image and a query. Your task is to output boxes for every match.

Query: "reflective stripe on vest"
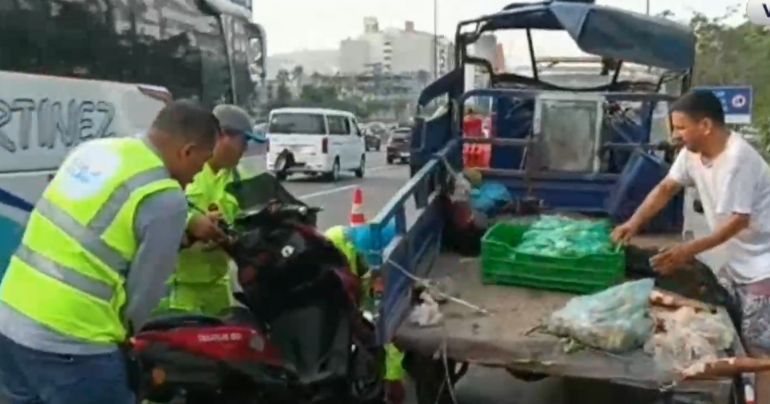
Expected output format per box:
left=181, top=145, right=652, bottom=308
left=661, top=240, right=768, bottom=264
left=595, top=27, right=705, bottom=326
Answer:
left=0, top=138, right=180, bottom=343
left=23, top=167, right=169, bottom=299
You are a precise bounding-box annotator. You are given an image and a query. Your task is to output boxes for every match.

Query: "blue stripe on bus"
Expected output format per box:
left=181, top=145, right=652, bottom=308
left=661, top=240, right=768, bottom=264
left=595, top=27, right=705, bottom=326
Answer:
left=0, top=187, right=34, bottom=213
left=0, top=187, right=31, bottom=280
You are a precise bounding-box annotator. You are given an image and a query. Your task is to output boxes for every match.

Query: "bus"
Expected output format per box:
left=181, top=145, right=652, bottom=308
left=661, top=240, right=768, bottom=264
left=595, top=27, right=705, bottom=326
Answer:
left=0, top=0, right=267, bottom=273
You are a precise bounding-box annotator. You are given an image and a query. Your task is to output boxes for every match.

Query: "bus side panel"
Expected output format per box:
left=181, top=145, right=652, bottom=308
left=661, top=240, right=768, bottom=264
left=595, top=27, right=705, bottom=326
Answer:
left=0, top=71, right=166, bottom=277
left=0, top=71, right=166, bottom=173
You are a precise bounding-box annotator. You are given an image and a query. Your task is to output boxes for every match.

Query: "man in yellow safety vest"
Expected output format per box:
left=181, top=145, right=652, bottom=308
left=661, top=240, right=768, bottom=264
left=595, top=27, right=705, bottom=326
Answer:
left=156, top=104, right=266, bottom=316
left=0, top=101, right=223, bottom=404
left=325, top=225, right=406, bottom=404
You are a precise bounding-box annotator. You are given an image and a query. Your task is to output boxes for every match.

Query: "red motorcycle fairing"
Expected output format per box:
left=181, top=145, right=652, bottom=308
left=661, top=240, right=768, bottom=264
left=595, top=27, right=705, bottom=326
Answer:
left=132, top=325, right=283, bottom=367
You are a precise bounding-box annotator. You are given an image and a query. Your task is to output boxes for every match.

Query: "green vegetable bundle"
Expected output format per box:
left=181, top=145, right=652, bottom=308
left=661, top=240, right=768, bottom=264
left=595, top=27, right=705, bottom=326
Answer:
left=515, top=215, right=614, bottom=257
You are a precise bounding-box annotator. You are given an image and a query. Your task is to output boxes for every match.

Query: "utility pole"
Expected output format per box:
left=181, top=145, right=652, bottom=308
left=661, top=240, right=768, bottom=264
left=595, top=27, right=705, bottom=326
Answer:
left=646, top=0, right=650, bottom=15
left=433, top=0, right=438, bottom=79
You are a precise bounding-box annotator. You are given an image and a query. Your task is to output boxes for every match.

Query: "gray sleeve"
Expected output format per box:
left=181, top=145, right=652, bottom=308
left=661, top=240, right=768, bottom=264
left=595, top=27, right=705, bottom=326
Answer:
left=124, top=189, right=188, bottom=331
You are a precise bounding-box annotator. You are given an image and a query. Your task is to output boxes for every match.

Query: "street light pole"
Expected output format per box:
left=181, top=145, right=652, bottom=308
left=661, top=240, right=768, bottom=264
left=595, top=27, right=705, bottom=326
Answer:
left=433, top=0, right=438, bottom=79
left=646, top=0, right=650, bottom=15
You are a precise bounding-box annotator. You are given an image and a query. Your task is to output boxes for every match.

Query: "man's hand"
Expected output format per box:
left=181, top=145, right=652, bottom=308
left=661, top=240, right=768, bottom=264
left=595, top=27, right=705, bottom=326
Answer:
left=650, top=243, right=696, bottom=276
left=611, top=220, right=640, bottom=245
left=187, top=212, right=226, bottom=243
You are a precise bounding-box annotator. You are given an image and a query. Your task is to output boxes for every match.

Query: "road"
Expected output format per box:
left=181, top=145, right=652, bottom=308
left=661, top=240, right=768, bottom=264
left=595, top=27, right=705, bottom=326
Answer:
left=280, top=151, right=410, bottom=231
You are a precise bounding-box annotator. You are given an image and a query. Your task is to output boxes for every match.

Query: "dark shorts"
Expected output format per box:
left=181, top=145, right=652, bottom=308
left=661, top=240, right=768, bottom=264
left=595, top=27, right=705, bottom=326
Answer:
left=718, top=272, right=770, bottom=357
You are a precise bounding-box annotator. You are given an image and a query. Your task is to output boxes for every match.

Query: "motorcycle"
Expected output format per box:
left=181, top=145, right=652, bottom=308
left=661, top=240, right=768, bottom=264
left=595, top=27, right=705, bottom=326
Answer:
left=130, top=174, right=384, bottom=404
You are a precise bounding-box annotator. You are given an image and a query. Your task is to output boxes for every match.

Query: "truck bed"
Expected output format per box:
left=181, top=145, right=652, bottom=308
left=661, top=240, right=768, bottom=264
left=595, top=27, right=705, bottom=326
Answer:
left=393, top=235, right=741, bottom=401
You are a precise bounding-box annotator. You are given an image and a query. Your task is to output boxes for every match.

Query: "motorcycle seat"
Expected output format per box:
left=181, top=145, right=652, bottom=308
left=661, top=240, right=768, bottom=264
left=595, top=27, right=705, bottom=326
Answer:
left=140, top=313, right=224, bottom=332
left=221, top=306, right=262, bottom=328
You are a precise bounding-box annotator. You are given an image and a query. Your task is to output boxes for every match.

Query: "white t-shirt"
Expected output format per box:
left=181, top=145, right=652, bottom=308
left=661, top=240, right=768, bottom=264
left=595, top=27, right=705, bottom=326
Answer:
left=668, top=133, right=770, bottom=284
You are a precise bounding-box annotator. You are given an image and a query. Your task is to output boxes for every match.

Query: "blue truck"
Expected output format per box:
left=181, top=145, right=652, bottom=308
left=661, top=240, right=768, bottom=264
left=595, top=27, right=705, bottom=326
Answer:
left=364, top=1, right=748, bottom=403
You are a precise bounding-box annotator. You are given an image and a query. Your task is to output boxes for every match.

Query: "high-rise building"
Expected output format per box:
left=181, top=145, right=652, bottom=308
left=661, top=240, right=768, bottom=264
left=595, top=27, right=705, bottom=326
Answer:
left=339, top=18, right=454, bottom=78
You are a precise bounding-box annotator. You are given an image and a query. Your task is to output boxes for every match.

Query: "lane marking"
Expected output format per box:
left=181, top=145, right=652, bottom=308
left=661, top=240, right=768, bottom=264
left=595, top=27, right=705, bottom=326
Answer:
left=368, top=165, right=400, bottom=172
left=296, top=165, right=404, bottom=200
left=298, top=185, right=358, bottom=200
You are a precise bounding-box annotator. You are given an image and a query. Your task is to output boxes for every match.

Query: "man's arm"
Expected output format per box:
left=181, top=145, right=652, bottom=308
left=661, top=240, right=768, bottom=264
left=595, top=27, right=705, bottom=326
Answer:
left=651, top=213, right=749, bottom=274
left=124, top=189, right=188, bottom=331
left=614, top=150, right=691, bottom=244
left=627, top=178, right=683, bottom=228
left=652, top=157, right=755, bottom=274
left=686, top=213, right=749, bottom=255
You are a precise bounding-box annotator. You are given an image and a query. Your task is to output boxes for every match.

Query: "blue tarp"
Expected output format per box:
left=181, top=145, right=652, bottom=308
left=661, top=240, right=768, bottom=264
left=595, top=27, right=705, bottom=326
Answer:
left=471, top=182, right=513, bottom=217
left=473, top=2, right=695, bottom=71
left=348, top=218, right=397, bottom=258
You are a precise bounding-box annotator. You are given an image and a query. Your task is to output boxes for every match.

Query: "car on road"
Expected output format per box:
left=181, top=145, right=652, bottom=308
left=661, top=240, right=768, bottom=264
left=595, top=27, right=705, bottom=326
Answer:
left=364, top=131, right=381, bottom=151
left=266, top=108, right=366, bottom=182
left=386, top=127, right=412, bottom=164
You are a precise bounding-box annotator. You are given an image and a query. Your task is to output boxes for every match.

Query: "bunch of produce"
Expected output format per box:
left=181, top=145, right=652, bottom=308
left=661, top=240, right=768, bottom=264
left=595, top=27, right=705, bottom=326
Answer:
left=516, top=215, right=615, bottom=257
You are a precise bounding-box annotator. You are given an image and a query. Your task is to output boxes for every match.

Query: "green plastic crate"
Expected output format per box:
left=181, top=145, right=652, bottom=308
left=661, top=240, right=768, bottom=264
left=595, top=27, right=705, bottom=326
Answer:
left=481, top=220, right=625, bottom=294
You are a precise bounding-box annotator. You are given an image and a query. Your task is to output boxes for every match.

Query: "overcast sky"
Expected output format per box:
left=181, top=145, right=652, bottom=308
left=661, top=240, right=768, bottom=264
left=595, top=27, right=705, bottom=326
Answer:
left=255, top=0, right=746, bottom=55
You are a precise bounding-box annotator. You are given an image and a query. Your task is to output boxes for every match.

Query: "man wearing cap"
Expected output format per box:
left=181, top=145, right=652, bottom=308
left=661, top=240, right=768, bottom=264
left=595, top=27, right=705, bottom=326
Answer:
left=156, top=104, right=266, bottom=316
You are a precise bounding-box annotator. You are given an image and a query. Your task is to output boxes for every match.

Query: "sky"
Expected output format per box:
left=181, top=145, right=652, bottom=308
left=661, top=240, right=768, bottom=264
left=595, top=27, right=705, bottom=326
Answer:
left=254, top=0, right=747, bottom=56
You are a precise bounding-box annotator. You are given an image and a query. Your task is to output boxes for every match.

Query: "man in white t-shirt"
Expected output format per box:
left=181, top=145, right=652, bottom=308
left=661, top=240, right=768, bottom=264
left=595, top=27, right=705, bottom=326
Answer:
left=612, top=90, right=770, bottom=400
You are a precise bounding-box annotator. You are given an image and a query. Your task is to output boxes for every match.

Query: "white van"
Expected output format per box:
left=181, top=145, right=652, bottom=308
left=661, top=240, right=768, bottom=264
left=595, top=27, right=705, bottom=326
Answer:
left=266, top=108, right=366, bottom=181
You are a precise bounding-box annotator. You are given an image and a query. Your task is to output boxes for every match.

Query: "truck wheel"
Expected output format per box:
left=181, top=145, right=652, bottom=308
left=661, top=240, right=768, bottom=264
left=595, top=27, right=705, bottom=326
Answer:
left=404, top=352, right=464, bottom=404
left=387, top=156, right=394, bottom=165
left=355, top=155, right=365, bottom=178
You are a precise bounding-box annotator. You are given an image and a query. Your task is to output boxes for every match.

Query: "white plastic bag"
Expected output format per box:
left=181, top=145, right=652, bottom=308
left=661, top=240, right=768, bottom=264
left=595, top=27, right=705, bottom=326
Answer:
left=644, top=306, right=734, bottom=373
left=546, top=279, right=655, bottom=352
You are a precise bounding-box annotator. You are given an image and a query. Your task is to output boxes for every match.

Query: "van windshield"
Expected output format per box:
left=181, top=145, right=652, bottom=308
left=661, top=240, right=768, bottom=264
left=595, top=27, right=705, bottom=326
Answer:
left=269, top=113, right=326, bottom=135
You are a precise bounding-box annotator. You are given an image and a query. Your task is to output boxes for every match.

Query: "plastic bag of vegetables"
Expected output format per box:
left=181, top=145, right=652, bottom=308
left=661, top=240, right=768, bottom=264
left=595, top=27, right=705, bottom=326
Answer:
left=516, top=215, right=615, bottom=257
left=546, top=279, right=655, bottom=352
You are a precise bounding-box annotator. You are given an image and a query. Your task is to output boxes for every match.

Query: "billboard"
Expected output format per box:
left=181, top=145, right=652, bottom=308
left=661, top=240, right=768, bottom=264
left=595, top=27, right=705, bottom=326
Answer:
left=696, top=86, right=753, bottom=125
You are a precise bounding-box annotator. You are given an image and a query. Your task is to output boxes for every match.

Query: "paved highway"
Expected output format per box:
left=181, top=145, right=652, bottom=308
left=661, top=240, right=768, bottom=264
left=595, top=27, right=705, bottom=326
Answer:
left=280, top=151, right=411, bottom=231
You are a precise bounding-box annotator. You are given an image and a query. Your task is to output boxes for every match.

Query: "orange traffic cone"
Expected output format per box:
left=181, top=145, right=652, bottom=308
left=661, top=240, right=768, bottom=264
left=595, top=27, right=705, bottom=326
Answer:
left=350, top=188, right=366, bottom=226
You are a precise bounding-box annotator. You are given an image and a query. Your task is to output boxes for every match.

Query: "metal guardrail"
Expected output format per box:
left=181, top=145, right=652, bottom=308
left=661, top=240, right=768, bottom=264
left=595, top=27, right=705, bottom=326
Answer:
left=366, top=139, right=460, bottom=267
left=367, top=139, right=460, bottom=343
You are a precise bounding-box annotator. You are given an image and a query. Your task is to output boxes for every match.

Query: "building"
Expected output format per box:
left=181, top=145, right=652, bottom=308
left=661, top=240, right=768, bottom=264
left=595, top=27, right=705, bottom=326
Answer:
left=339, top=18, right=454, bottom=79
left=464, top=34, right=504, bottom=91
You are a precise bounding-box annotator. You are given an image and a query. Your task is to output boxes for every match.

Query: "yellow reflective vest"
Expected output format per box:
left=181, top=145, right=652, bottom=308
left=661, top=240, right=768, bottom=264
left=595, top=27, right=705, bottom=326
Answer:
left=0, top=138, right=180, bottom=344
left=325, top=226, right=359, bottom=276
left=174, top=163, right=240, bottom=284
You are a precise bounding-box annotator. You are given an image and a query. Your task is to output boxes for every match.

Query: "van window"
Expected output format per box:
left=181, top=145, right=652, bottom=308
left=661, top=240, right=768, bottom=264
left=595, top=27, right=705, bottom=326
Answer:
left=327, top=115, right=350, bottom=135
left=269, top=113, right=326, bottom=135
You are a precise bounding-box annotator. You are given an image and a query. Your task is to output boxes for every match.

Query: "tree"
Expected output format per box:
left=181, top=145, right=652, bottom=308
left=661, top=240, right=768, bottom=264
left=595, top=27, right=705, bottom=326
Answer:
left=689, top=10, right=770, bottom=144
left=417, top=70, right=431, bottom=86
left=275, top=68, right=292, bottom=105
left=291, top=65, right=305, bottom=89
